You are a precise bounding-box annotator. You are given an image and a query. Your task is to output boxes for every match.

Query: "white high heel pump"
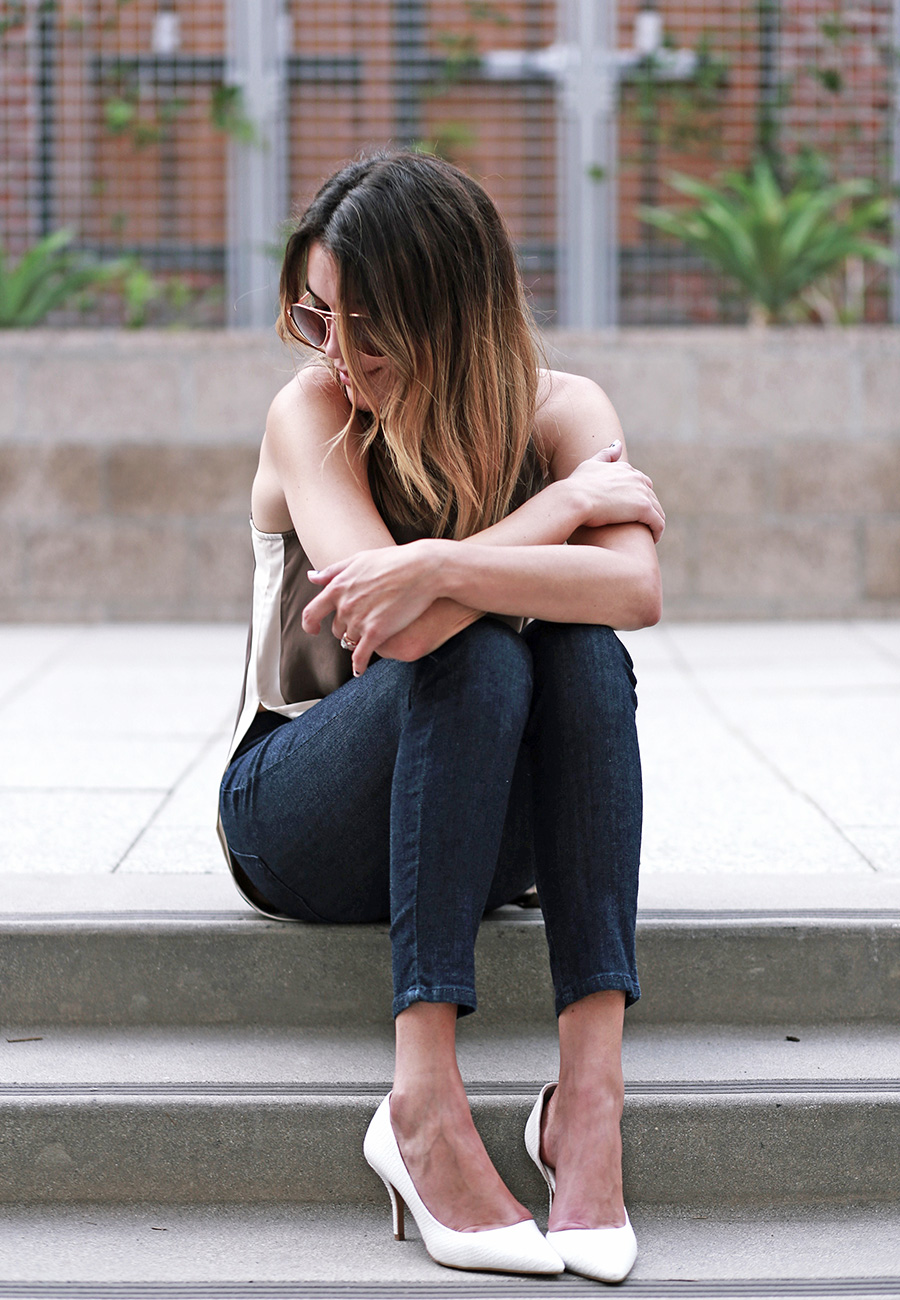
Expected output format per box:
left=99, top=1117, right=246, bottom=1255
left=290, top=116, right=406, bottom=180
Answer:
left=524, top=1082, right=638, bottom=1284
left=363, top=1093, right=564, bottom=1275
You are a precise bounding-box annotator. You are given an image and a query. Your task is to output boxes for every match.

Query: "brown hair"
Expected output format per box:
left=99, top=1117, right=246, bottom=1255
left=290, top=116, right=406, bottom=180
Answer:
left=279, top=151, right=542, bottom=540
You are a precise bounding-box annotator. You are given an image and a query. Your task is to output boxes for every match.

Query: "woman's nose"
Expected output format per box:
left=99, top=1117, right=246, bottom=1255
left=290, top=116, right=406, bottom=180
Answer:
left=323, top=319, right=343, bottom=363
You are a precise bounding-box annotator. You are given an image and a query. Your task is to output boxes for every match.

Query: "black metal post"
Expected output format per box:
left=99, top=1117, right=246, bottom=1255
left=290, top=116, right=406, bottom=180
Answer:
left=394, top=0, right=426, bottom=146
left=757, top=0, right=781, bottom=170
left=36, top=4, right=56, bottom=236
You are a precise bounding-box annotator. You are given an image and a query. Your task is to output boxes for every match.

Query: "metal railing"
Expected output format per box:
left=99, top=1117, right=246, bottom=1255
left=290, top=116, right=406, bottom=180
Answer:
left=1, top=0, right=896, bottom=326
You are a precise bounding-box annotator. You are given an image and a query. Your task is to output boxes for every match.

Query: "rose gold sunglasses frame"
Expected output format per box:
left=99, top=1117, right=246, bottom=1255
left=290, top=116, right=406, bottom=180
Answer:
left=288, top=293, right=381, bottom=357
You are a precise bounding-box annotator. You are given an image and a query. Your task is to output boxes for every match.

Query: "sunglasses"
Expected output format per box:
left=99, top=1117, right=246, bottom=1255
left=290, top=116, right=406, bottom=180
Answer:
left=289, top=293, right=381, bottom=357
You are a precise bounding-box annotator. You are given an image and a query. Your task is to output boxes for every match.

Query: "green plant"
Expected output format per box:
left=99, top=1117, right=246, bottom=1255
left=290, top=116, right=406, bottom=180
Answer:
left=102, top=261, right=211, bottom=328
left=103, top=86, right=187, bottom=150
left=638, top=157, right=895, bottom=324
left=0, top=1, right=25, bottom=40
left=117, top=263, right=161, bottom=328
left=411, top=1, right=512, bottom=165
left=209, top=84, right=259, bottom=146
left=0, top=229, right=122, bottom=327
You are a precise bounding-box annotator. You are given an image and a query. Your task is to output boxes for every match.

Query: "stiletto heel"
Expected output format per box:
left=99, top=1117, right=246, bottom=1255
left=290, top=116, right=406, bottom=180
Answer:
left=384, top=1179, right=405, bottom=1241
left=364, top=1093, right=563, bottom=1275
left=524, top=1082, right=638, bottom=1284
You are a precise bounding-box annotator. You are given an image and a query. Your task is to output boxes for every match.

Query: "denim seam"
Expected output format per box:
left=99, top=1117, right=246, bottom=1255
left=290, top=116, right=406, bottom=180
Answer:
left=222, top=693, right=371, bottom=794
left=231, top=850, right=332, bottom=923
left=404, top=698, right=434, bottom=1009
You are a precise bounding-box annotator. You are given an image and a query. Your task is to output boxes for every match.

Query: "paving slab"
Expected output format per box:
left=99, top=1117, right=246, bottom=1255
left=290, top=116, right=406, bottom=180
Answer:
left=636, top=683, right=870, bottom=874
left=0, top=735, right=208, bottom=794
left=117, top=737, right=235, bottom=874
left=648, top=622, right=900, bottom=880
left=0, top=792, right=165, bottom=873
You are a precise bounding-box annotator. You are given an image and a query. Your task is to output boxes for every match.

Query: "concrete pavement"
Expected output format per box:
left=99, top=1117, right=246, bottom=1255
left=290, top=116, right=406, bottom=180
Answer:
left=0, top=619, right=897, bottom=895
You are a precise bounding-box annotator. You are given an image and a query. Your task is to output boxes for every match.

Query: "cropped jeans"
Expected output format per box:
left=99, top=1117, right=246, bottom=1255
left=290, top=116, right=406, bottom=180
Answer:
left=218, top=618, right=642, bottom=1019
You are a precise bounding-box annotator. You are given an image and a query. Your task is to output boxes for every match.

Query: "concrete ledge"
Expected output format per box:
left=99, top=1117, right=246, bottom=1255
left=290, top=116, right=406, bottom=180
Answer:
left=2, top=904, right=898, bottom=1028
left=5, top=870, right=900, bottom=916
left=2, top=328, right=899, bottom=619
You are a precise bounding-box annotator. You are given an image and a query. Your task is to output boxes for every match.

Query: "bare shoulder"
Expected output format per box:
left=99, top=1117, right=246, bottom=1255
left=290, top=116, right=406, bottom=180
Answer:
left=265, top=361, right=350, bottom=449
left=534, top=368, right=625, bottom=467
left=253, top=364, right=357, bottom=533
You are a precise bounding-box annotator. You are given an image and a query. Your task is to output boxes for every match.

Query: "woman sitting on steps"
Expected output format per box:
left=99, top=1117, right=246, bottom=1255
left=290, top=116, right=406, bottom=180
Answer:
left=218, top=150, right=664, bottom=1283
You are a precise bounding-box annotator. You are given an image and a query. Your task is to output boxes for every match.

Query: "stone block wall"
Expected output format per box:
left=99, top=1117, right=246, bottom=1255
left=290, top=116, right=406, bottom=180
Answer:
left=547, top=329, right=900, bottom=619
left=1, top=328, right=898, bottom=621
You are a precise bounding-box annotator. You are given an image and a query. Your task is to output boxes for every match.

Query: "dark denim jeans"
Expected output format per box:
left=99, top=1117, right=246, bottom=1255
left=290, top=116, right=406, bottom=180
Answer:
left=219, top=618, right=642, bottom=1018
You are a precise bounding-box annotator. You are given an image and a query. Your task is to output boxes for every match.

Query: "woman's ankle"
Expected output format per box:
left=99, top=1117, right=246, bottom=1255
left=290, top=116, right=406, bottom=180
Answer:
left=389, top=1078, right=470, bottom=1141
left=542, top=1077, right=624, bottom=1171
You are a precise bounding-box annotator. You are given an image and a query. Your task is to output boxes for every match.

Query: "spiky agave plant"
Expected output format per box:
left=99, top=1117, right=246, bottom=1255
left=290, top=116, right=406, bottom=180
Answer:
left=639, top=157, right=895, bottom=324
left=0, top=229, right=121, bottom=327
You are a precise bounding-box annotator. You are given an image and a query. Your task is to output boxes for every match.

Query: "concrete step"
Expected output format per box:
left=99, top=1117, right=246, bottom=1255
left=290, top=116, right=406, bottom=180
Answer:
left=4, top=1024, right=900, bottom=1088
left=3, top=901, right=899, bottom=1029
left=3, top=1027, right=899, bottom=1207
left=0, top=1201, right=898, bottom=1291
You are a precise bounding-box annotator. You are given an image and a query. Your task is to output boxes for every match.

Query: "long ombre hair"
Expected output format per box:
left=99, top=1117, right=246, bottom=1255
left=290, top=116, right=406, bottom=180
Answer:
left=279, top=151, right=542, bottom=540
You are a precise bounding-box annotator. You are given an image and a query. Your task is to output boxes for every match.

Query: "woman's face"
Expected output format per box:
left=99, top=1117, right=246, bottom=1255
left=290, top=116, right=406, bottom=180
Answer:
left=305, top=241, right=393, bottom=413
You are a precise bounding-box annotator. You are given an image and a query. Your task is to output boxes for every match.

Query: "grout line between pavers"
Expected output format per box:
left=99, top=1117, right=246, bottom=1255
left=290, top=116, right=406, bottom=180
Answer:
left=854, top=620, right=900, bottom=669
left=657, top=626, right=881, bottom=875
left=0, top=628, right=91, bottom=720
left=111, top=728, right=227, bottom=874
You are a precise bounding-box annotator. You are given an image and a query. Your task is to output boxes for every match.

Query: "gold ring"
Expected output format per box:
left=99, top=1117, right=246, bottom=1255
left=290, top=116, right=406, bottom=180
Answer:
left=340, top=634, right=358, bottom=651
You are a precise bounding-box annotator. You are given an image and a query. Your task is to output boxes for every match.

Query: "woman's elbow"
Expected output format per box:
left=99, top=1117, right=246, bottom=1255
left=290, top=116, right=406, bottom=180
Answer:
left=617, top=567, right=663, bottom=630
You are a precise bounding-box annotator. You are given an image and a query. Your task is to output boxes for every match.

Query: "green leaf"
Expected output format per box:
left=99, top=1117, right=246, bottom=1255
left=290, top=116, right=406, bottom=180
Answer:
left=210, top=84, right=259, bottom=146
left=0, top=229, right=124, bottom=327
left=103, top=97, right=137, bottom=134
left=817, top=68, right=843, bottom=94
left=638, top=156, right=897, bottom=323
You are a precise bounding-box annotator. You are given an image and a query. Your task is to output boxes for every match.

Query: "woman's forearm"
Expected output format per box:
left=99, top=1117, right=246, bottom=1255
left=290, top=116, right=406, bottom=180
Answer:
left=374, top=480, right=584, bottom=659
left=374, top=533, right=660, bottom=664
left=437, top=537, right=662, bottom=631
left=318, top=467, right=662, bottom=664
left=465, top=478, right=585, bottom=548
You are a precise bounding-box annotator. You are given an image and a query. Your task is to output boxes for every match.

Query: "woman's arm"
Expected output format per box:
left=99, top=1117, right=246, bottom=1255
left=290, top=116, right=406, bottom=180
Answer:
left=304, top=371, right=664, bottom=674
left=367, top=437, right=663, bottom=661
left=262, top=366, right=662, bottom=660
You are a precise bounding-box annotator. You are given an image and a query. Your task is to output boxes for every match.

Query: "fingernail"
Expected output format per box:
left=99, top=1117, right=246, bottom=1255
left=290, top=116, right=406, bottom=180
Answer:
left=307, top=570, right=320, bottom=579
left=609, top=439, right=620, bottom=448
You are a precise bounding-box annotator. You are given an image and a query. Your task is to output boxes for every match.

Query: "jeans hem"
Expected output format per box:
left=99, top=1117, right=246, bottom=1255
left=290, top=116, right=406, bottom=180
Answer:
left=554, top=972, right=641, bottom=1017
left=392, top=984, right=478, bottom=1019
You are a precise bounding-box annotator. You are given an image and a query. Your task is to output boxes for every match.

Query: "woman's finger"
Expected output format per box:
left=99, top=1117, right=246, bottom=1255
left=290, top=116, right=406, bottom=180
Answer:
left=350, top=628, right=379, bottom=677
left=647, top=497, right=665, bottom=543
left=592, top=439, right=622, bottom=464
left=307, top=557, right=350, bottom=586
left=302, top=584, right=338, bottom=635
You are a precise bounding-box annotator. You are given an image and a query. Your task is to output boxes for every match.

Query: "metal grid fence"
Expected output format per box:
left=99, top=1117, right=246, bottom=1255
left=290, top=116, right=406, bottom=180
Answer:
left=1, top=0, right=897, bottom=327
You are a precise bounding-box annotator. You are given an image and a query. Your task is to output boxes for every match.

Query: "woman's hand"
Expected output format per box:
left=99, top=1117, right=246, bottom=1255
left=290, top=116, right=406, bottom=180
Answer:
left=567, top=442, right=666, bottom=541
left=303, top=539, right=448, bottom=675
